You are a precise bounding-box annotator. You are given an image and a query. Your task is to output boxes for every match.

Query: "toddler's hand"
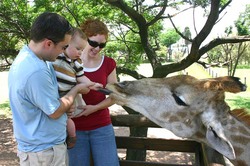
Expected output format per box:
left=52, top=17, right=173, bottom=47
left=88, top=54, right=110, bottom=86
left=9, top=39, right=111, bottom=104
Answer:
left=66, top=104, right=75, bottom=118
left=89, top=83, right=103, bottom=91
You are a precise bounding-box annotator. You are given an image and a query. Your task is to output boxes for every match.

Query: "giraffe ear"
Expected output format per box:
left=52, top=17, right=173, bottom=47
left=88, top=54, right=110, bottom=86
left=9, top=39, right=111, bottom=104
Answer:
left=206, top=124, right=236, bottom=160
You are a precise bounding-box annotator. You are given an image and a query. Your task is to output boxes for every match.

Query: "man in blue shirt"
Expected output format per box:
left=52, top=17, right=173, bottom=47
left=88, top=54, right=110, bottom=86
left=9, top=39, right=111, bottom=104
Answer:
left=8, top=12, right=92, bottom=166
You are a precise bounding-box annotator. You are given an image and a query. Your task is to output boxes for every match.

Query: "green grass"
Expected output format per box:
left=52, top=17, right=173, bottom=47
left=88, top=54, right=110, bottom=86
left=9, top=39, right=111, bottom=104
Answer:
left=226, top=93, right=250, bottom=113
left=0, top=101, right=12, bottom=118
left=227, top=96, right=250, bottom=108
left=227, top=98, right=250, bottom=112
left=236, top=65, right=250, bottom=69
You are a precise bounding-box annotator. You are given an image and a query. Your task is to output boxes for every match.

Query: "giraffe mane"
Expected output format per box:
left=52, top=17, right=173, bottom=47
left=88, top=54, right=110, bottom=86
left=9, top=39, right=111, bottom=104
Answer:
left=229, top=109, right=250, bottom=127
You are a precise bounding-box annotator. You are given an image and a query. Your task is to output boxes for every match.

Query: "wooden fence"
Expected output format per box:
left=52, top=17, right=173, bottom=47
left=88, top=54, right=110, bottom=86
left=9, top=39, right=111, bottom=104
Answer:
left=110, top=114, right=226, bottom=166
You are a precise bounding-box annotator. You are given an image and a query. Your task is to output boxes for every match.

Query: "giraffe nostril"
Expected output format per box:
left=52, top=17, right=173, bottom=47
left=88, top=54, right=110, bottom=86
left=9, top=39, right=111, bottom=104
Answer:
left=117, top=81, right=129, bottom=88
left=242, top=84, right=247, bottom=91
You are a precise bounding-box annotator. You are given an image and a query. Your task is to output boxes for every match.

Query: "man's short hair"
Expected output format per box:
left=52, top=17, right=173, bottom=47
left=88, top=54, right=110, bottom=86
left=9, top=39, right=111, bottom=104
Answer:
left=30, top=12, right=72, bottom=43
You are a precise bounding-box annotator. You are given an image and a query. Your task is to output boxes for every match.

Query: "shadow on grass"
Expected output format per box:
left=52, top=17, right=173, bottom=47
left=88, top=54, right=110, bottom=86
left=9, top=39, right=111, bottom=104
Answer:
left=0, top=101, right=12, bottom=119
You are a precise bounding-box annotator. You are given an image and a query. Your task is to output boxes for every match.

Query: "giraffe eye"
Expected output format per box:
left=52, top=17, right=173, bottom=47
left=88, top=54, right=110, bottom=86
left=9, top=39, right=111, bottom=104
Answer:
left=172, top=93, right=188, bottom=106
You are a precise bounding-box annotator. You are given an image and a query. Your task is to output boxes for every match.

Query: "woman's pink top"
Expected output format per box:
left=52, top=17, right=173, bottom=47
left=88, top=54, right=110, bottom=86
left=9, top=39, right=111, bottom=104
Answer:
left=73, top=56, right=116, bottom=130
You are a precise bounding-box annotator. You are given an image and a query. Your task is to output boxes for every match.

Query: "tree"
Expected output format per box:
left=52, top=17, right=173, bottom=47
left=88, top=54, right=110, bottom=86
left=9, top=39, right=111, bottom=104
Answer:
left=105, top=0, right=250, bottom=78
left=0, top=0, right=33, bottom=70
left=159, top=28, right=180, bottom=61
left=160, top=28, right=181, bottom=47
left=235, top=4, right=250, bottom=36
left=205, top=4, right=250, bottom=76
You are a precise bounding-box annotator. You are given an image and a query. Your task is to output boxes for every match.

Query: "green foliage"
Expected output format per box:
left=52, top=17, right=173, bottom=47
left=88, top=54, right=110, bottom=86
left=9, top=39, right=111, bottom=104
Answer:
left=2, top=0, right=181, bottom=74
left=234, top=4, right=250, bottom=35
left=191, top=0, right=231, bottom=10
left=0, top=0, right=34, bottom=69
left=224, top=26, right=233, bottom=36
left=155, top=46, right=168, bottom=62
left=160, top=28, right=181, bottom=47
left=0, top=0, right=33, bottom=40
left=192, top=0, right=210, bottom=8
left=207, top=46, right=223, bottom=63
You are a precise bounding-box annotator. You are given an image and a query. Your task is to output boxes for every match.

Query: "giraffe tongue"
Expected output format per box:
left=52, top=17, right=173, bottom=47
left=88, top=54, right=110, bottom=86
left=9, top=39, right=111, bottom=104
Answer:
left=98, top=88, right=113, bottom=95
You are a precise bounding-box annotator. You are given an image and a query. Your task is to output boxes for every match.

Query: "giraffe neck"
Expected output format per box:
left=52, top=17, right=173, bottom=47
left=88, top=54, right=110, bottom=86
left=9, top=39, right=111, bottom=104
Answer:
left=190, top=110, right=250, bottom=165
left=133, top=106, right=250, bottom=165
left=224, top=111, right=250, bottom=166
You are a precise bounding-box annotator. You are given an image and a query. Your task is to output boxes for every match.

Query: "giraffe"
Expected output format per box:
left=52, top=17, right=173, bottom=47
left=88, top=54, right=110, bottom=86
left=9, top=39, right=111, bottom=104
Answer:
left=105, top=75, right=250, bottom=166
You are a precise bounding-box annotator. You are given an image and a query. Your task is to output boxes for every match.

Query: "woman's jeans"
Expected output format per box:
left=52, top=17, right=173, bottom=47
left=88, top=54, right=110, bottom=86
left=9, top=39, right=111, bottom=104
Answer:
left=68, top=124, right=120, bottom=166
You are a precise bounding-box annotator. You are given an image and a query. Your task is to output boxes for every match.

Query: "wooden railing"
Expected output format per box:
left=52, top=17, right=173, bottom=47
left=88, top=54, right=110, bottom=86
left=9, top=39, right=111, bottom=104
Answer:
left=111, top=114, right=226, bottom=166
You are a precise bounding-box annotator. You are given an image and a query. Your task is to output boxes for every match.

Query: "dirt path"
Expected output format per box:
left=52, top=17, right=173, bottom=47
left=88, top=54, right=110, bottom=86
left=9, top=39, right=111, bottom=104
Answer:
left=0, top=117, right=19, bottom=165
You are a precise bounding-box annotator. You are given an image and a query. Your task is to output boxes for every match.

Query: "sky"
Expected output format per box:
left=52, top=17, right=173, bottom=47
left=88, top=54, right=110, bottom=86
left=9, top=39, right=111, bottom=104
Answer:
left=163, top=0, right=250, bottom=43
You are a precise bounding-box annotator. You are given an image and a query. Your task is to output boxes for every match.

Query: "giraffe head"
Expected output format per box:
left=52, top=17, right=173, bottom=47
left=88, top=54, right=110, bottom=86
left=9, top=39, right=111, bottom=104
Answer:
left=106, top=75, right=247, bottom=160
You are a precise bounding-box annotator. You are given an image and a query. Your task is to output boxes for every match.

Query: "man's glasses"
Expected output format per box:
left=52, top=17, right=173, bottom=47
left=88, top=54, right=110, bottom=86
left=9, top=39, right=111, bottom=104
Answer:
left=87, top=39, right=106, bottom=48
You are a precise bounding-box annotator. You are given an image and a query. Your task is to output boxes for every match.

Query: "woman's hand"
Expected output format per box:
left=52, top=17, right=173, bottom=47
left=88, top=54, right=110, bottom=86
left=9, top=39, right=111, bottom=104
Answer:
left=74, top=105, right=98, bottom=117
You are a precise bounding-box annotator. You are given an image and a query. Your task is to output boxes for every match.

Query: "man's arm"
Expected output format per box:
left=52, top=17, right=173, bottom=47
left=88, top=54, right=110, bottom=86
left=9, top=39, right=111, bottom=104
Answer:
left=49, top=83, right=90, bottom=119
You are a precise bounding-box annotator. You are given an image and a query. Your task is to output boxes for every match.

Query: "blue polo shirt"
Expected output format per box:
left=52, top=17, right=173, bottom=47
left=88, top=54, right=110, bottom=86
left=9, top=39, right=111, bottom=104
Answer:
left=8, top=45, right=67, bottom=152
